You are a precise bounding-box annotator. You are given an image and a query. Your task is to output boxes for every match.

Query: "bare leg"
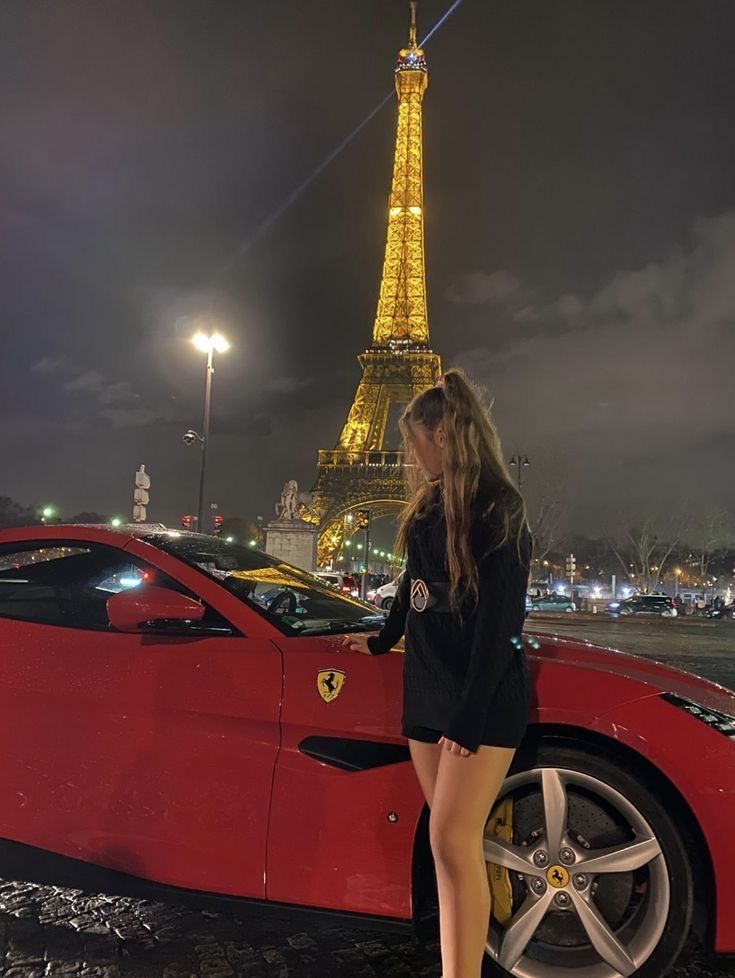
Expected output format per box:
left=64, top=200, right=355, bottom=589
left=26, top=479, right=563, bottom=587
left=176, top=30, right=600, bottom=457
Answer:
left=408, top=737, right=442, bottom=807
left=429, top=745, right=515, bottom=978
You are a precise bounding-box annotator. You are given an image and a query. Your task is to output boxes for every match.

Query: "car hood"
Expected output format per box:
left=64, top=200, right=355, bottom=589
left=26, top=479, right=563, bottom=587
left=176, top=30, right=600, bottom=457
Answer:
left=527, top=629, right=735, bottom=714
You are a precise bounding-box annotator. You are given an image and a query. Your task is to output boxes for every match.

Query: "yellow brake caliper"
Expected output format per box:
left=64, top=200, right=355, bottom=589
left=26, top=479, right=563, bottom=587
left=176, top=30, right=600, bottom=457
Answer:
left=486, top=796, right=514, bottom=926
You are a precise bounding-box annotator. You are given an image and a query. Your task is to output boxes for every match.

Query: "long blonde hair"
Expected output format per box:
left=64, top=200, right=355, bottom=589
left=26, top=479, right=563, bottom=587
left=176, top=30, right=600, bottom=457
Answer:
left=395, top=368, right=530, bottom=611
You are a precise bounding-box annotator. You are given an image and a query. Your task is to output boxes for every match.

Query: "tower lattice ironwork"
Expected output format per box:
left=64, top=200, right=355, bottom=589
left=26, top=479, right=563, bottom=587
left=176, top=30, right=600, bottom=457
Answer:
left=310, top=2, right=441, bottom=567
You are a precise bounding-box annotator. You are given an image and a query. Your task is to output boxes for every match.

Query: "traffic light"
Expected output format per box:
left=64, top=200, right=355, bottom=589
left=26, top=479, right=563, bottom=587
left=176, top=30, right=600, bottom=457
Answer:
left=181, top=515, right=194, bottom=530
left=213, top=515, right=224, bottom=535
left=355, top=509, right=371, bottom=529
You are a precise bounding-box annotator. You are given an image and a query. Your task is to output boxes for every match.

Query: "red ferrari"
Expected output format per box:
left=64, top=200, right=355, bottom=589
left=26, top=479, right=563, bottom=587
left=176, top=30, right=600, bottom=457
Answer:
left=0, top=524, right=733, bottom=978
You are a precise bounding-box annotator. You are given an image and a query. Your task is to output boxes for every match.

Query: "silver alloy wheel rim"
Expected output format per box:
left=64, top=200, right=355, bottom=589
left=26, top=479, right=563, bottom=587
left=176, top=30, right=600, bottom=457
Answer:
left=484, top=766, right=670, bottom=978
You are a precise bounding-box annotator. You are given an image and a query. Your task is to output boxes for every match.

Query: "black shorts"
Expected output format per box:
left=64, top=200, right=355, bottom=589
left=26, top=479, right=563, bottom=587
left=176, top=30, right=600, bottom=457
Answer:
left=402, top=723, right=442, bottom=743
left=401, top=721, right=527, bottom=749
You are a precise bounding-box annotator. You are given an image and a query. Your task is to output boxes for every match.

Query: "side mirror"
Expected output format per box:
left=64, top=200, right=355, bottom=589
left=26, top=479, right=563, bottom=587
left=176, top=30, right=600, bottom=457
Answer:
left=107, top=585, right=206, bottom=633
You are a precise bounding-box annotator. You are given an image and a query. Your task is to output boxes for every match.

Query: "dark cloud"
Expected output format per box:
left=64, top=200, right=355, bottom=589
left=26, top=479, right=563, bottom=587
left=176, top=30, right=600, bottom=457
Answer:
left=454, top=210, right=735, bottom=533
left=445, top=270, right=522, bottom=306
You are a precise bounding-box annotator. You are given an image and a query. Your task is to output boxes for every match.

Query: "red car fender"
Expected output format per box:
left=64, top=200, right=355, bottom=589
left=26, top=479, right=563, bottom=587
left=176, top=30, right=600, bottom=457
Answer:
left=590, top=694, right=735, bottom=953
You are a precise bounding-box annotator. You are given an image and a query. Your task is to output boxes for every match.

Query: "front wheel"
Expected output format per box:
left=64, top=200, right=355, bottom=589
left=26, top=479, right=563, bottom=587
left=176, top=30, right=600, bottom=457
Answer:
left=483, top=742, right=693, bottom=978
left=381, top=596, right=394, bottom=610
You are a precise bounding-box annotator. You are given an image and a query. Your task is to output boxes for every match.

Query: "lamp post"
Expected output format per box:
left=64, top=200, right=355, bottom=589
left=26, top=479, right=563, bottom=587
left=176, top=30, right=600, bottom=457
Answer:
left=360, top=508, right=373, bottom=601
left=191, top=331, right=229, bottom=532
left=509, top=454, right=530, bottom=489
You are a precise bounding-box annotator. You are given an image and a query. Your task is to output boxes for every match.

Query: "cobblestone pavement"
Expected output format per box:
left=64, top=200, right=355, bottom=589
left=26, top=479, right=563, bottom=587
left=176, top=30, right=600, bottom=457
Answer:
left=0, top=880, right=729, bottom=978
left=2, top=617, right=734, bottom=977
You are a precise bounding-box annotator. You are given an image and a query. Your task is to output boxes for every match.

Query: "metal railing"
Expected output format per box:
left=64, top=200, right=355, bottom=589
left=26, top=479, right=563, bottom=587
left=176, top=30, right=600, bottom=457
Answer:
left=317, top=449, right=406, bottom=469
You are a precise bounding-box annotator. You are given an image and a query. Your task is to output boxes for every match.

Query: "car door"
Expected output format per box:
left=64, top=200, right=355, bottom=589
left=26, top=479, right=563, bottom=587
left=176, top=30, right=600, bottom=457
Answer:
left=266, top=631, right=422, bottom=920
left=0, top=537, right=281, bottom=898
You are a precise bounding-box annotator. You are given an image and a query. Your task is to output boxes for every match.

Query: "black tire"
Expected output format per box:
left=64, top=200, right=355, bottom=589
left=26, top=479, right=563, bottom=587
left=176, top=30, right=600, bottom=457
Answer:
left=484, top=740, right=694, bottom=978
left=381, top=596, right=394, bottom=610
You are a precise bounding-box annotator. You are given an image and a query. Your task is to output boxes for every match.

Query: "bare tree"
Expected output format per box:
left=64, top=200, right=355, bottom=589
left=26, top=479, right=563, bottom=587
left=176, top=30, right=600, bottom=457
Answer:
left=524, top=460, right=567, bottom=563
left=529, top=498, right=564, bottom=562
left=608, top=515, right=690, bottom=593
left=691, top=509, right=735, bottom=584
left=0, top=496, right=37, bottom=529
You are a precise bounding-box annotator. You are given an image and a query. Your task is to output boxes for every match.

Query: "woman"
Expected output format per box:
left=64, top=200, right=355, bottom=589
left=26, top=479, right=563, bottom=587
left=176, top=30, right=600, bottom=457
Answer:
left=342, top=368, right=532, bottom=978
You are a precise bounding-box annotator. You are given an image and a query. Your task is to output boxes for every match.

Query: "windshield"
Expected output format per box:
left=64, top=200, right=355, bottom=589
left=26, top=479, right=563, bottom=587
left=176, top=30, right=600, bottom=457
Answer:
left=144, top=532, right=386, bottom=637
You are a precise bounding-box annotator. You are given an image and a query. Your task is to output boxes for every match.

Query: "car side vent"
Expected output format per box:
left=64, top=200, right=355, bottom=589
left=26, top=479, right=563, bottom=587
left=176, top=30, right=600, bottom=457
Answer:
left=299, top=736, right=411, bottom=771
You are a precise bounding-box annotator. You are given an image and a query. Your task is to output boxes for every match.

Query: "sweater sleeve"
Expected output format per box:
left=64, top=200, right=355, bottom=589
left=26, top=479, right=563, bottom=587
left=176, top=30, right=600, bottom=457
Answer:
left=443, top=527, right=531, bottom=751
left=366, top=568, right=411, bottom=655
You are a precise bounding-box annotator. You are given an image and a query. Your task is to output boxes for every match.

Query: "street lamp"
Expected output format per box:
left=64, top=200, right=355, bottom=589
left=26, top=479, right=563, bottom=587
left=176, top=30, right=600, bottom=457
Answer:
left=190, top=332, right=230, bottom=532
left=509, top=455, right=530, bottom=489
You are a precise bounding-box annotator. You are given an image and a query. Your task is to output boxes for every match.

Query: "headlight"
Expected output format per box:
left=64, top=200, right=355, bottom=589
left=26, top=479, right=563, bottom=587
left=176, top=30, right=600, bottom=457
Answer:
left=661, top=693, right=735, bottom=738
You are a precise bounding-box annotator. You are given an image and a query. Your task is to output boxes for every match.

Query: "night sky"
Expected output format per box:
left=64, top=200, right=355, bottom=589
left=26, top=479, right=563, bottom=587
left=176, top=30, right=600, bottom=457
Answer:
left=2, top=0, right=734, bottom=541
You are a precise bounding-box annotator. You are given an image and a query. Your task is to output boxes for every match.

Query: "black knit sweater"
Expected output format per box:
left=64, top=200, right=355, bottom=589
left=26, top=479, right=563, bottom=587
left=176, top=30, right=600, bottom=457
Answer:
left=367, top=483, right=533, bottom=752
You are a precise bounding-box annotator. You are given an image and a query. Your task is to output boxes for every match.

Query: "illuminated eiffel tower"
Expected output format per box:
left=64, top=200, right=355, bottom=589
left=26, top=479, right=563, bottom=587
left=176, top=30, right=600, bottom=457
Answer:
left=310, top=1, right=442, bottom=567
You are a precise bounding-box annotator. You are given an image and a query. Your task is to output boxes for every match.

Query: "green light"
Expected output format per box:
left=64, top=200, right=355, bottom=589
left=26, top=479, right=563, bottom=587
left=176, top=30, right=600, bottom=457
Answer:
left=226, top=536, right=235, bottom=543
left=41, top=505, right=55, bottom=519
left=249, top=539, right=257, bottom=546
left=110, top=517, right=123, bottom=528
left=345, top=540, right=352, bottom=547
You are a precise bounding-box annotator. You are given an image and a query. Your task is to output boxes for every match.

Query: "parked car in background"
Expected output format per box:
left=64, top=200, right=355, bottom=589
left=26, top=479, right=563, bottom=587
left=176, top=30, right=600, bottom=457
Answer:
left=315, top=572, right=359, bottom=598
left=372, top=576, right=400, bottom=610
left=607, top=594, right=678, bottom=617
left=528, top=592, right=577, bottom=613
left=706, top=602, right=735, bottom=621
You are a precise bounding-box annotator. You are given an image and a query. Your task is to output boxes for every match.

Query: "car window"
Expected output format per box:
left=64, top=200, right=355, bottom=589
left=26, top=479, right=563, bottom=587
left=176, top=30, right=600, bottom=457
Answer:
left=146, top=532, right=385, bottom=637
left=0, top=541, right=231, bottom=633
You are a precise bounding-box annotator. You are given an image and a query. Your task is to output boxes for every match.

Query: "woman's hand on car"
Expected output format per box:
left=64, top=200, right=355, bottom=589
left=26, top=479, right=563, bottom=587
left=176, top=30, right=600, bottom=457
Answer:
left=339, top=633, right=374, bottom=655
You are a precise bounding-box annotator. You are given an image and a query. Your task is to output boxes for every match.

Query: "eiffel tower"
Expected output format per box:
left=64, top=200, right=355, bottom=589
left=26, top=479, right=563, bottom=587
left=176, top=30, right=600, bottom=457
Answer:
left=310, top=1, right=442, bottom=567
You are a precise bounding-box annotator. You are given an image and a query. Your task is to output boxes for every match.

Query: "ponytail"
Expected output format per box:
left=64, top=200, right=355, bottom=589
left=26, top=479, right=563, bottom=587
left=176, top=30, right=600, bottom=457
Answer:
left=396, top=367, right=529, bottom=611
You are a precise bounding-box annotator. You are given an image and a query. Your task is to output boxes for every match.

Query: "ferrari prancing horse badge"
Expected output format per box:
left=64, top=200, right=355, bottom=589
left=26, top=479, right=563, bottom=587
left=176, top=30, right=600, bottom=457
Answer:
left=317, top=669, right=346, bottom=703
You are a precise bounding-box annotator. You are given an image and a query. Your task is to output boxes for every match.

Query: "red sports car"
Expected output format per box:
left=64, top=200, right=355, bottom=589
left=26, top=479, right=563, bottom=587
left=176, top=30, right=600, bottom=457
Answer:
left=0, top=524, right=733, bottom=978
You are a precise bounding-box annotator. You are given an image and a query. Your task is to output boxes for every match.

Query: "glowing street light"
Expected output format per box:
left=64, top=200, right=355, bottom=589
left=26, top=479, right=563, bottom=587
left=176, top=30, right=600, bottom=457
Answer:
left=192, top=332, right=230, bottom=355
left=40, top=505, right=56, bottom=523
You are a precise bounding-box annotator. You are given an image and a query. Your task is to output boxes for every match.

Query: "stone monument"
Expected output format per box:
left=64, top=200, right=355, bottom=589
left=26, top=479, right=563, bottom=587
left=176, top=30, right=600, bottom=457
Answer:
left=264, top=479, right=319, bottom=573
